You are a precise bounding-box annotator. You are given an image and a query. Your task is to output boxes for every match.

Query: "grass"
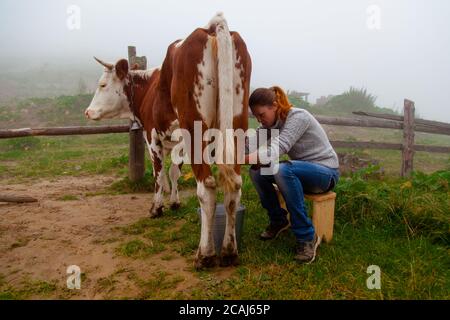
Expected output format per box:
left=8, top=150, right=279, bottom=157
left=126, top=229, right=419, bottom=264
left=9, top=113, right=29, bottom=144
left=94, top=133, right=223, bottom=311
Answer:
left=57, top=195, right=79, bottom=201
left=118, top=239, right=166, bottom=258
left=0, top=134, right=130, bottom=183
left=0, top=278, right=58, bottom=300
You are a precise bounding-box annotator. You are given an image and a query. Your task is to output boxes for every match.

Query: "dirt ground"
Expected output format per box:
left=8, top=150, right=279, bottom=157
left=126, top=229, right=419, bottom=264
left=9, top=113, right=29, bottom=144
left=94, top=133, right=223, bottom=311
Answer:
left=0, top=175, right=233, bottom=299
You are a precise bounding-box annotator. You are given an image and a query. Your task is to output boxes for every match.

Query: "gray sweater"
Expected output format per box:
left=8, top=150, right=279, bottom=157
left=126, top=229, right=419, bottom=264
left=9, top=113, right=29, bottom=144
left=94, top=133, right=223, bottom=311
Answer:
left=247, top=108, right=339, bottom=169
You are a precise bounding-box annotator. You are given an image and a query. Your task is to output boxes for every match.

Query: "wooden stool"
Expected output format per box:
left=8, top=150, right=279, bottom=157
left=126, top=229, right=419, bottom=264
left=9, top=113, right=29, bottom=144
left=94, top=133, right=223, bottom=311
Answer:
left=273, top=185, right=336, bottom=243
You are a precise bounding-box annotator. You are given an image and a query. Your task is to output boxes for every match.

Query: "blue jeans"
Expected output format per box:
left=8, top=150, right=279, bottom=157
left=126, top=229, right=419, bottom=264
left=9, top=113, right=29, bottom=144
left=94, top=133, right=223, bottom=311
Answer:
left=249, top=160, right=339, bottom=242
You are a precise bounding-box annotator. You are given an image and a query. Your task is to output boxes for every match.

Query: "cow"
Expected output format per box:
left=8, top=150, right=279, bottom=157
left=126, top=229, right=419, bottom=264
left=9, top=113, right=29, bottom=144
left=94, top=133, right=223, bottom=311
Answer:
left=84, top=13, right=252, bottom=269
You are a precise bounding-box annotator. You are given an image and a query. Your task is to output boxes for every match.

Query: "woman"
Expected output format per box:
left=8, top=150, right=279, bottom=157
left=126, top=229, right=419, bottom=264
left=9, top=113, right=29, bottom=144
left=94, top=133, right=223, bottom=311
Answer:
left=245, top=86, right=339, bottom=264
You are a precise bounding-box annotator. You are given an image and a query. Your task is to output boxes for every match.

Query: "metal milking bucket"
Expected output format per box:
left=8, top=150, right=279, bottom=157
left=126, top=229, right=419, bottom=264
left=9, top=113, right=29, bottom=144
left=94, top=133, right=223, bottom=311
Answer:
left=197, top=203, right=245, bottom=255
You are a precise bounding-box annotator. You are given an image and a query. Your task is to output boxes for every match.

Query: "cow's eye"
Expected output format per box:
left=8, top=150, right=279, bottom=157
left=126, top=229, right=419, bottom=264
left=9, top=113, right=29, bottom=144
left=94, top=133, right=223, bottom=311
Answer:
left=100, top=84, right=107, bottom=88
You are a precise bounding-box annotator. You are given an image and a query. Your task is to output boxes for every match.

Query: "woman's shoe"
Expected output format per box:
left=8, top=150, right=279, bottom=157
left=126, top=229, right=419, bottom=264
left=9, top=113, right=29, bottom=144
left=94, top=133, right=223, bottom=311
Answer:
left=259, top=220, right=290, bottom=240
left=294, top=234, right=321, bottom=264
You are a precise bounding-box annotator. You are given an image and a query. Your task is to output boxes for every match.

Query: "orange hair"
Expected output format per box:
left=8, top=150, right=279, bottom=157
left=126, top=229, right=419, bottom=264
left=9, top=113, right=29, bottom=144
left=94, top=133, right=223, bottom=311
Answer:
left=270, top=86, right=293, bottom=121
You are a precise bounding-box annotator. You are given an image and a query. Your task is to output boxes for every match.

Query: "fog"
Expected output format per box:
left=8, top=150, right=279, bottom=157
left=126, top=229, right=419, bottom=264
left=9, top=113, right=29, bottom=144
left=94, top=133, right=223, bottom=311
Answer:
left=1, top=0, right=449, bottom=121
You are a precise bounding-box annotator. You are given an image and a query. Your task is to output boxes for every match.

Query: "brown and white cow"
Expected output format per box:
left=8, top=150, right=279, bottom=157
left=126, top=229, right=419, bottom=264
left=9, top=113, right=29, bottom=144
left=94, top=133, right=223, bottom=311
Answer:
left=85, top=13, right=251, bottom=268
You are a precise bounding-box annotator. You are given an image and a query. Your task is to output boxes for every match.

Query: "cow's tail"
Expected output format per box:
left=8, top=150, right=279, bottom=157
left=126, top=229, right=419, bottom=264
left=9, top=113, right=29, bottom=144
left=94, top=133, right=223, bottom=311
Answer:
left=210, top=12, right=240, bottom=193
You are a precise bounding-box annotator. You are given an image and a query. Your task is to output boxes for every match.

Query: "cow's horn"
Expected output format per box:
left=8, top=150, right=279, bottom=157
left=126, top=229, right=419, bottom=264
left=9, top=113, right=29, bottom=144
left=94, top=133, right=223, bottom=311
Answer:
left=93, top=56, right=113, bottom=70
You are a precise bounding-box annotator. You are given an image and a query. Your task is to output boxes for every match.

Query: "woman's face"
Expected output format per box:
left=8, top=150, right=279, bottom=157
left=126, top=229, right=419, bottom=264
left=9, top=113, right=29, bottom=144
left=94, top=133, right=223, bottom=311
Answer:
left=252, top=103, right=278, bottom=127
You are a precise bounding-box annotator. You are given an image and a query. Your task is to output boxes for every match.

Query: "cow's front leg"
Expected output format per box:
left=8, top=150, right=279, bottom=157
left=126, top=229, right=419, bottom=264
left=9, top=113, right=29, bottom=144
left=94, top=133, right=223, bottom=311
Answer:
left=194, top=173, right=218, bottom=269
left=149, top=129, right=164, bottom=218
left=161, top=148, right=171, bottom=194
left=169, top=162, right=182, bottom=210
left=220, top=167, right=242, bottom=267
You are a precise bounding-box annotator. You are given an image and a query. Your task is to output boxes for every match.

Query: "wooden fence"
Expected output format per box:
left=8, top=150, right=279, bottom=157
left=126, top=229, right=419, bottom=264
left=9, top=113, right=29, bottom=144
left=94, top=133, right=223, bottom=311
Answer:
left=1, top=99, right=449, bottom=179
left=0, top=46, right=449, bottom=179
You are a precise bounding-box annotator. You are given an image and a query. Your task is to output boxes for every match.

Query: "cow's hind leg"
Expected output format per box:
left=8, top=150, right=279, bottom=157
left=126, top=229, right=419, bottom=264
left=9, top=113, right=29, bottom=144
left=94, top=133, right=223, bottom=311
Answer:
left=149, top=129, right=165, bottom=218
left=169, top=162, right=183, bottom=210
left=193, top=164, right=218, bottom=269
left=161, top=148, right=171, bottom=194
left=219, top=165, right=242, bottom=267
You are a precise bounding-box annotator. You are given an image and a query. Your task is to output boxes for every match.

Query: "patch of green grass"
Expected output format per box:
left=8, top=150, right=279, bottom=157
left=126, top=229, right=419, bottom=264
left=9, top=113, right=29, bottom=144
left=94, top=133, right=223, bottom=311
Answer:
left=57, top=195, right=79, bottom=201
left=110, top=171, right=155, bottom=194
left=161, top=254, right=175, bottom=261
left=0, top=279, right=58, bottom=300
left=134, top=271, right=185, bottom=299
left=0, top=134, right=130, bottom=182
left=117, top=239, right=166, bottom=258
left=334, top=167, right=450, bottom=245
left=91, top=237, right=119, bottom=245
left=1, top=136, right=42, bottom=151
left=120, top=218, right=158, bottom=235
left=190, top=223, right=449, bottom=299
left=96, top=275, right=118, bottom=293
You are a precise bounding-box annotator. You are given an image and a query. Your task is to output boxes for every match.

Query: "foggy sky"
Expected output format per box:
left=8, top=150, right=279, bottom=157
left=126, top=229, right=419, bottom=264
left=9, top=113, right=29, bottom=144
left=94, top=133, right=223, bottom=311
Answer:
left=1, top=0, right=449, bottom=121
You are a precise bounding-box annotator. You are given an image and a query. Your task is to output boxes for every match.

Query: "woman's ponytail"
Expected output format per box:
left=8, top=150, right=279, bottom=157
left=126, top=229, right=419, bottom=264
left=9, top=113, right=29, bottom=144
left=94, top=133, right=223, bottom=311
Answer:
left=270, top=86, right=292, bottom=121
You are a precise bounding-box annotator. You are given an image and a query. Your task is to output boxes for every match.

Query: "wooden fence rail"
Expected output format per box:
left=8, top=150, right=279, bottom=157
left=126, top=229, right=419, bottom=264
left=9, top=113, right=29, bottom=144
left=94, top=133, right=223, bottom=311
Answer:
left=0, top=125, right=129, bottom=138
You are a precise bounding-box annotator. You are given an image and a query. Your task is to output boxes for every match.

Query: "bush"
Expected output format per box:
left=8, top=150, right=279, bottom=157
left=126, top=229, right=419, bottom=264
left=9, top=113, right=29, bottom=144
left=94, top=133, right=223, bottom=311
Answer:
left=323, top=87, right=398, bottom=115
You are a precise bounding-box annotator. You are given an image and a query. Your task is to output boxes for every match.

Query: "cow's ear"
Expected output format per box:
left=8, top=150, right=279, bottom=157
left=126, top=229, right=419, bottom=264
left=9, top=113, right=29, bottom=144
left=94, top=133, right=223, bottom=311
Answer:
left=115, top=59, right=129, bottom=80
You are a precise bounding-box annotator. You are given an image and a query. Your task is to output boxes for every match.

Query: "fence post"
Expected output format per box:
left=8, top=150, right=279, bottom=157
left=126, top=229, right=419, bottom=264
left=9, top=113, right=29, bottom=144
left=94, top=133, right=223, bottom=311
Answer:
left=128, top=46, right=146, bottom=182
left=401, top=99, right=415, bottom=177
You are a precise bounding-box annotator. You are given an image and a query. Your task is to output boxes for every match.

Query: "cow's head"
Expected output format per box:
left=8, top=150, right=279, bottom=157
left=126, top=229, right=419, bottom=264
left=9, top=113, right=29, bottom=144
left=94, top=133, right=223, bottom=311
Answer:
left=85, top=57, right=131, bottom=120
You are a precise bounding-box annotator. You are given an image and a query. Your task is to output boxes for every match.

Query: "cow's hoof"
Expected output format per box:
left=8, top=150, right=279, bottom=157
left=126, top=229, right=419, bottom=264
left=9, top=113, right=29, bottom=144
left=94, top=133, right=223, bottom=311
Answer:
left=220, top=253, right=240, bottom=267
left=194, top=254, right=218, bottom=270
left=170, top=202, right=181, bottom=210
left=149, top=205, right=163, bottom=218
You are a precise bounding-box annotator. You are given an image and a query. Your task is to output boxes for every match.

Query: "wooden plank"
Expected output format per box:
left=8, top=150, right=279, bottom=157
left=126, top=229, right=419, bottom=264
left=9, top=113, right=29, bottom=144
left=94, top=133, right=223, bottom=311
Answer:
left=0, top=125, right=129, bottom=138
left=331, top=141, right=403, bottom=150
left=401, top=99, right=415, bottom=177
left=311, top=198, right=335, bottom=243
left=332, top=140, right=450, bottom=154
left=315, top=115, right=403, bottom=130
left=0, top=195, right=38, bottom=203
left=413, top=144, right=450, bottom=153
left=414, top=125, right=450, bottom=136
left=353, top=111, right=450, bottom=130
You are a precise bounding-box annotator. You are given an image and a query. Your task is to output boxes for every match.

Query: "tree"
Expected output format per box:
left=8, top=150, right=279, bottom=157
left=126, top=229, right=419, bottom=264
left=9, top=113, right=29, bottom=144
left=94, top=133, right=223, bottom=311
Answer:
left=325, top=87, right=376, bottom=112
